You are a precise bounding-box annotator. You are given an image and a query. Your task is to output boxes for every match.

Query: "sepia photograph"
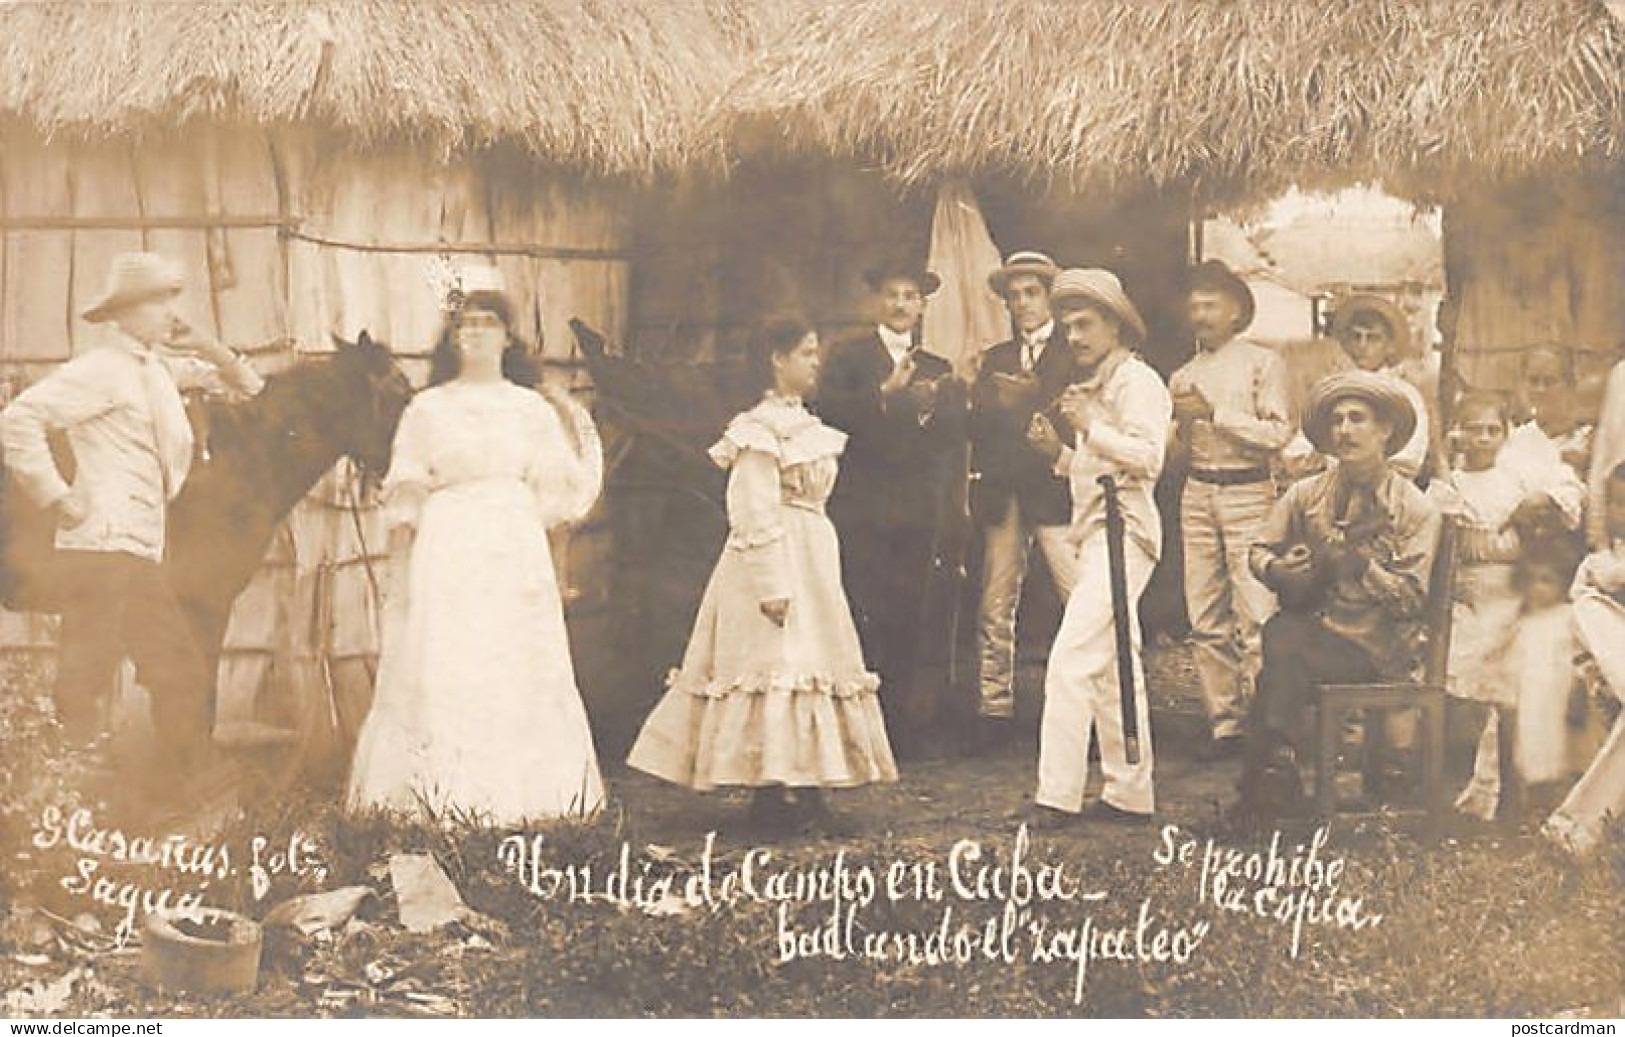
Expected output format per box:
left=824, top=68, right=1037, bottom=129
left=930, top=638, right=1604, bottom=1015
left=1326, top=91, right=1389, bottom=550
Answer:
left=0, top=0, right=1621, bottom=1023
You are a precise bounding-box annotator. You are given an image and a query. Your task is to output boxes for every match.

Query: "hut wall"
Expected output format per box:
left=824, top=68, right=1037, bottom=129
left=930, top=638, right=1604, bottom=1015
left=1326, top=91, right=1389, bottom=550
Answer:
left=1446, top=173, right=1625, bottom=404
left=0, top=123, right=627, bottom=761
left=631, top=164, right=937, bottom=364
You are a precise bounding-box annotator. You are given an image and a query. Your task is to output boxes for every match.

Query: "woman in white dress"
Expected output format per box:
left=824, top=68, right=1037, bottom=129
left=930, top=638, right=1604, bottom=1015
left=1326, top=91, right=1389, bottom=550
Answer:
left=627, top=317, right=897, bottom=832
left=347, top=266, right=605, bottom=825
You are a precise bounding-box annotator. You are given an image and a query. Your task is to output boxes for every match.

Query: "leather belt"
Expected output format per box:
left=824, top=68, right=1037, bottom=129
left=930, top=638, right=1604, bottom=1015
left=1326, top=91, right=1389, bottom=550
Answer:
left=1188, top=466, right=1272, bottom=486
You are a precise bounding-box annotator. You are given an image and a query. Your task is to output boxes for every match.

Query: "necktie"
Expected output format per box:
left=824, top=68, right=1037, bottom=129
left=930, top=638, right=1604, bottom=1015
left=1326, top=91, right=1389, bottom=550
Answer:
left=1021, top=340, right=1035, bottom=372
left=879, top=328, right=912, bottom=370
left=140, top=354, right=195, bottom=500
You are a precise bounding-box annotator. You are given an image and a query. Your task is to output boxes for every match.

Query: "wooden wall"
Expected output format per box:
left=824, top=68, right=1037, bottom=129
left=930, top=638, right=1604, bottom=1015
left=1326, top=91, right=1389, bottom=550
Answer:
left=0, top=123, right=628, bottom=765
left=1446, top=172, right=1625, bottom=403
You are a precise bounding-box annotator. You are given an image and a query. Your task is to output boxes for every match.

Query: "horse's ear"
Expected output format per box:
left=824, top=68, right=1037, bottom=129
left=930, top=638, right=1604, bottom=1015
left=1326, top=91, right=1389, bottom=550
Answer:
left=330, top=331, right=355, bottom=352
left=356, top=330, right=374, bottom=351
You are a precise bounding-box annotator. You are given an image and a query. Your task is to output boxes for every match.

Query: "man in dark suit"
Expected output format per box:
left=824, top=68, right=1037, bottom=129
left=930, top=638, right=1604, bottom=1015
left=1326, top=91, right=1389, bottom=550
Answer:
left=821, top=258, right=968, bottom=754
left=968, top=251, right=1077, bottom=733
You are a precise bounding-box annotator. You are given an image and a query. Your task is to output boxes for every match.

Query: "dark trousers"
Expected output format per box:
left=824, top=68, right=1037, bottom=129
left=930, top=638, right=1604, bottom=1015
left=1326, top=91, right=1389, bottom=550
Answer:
left=54, top=551, right=212, bottom=771
left=840, top=523, right=938, bottom=740
left=1250, top=610, right=1379, bottom=751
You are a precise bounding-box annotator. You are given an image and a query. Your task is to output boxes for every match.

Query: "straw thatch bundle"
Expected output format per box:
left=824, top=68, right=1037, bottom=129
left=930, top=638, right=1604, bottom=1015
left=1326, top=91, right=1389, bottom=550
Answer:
left=0, top=0, right=773, bottom=176
left=723, top=0, right=1625, bottom=200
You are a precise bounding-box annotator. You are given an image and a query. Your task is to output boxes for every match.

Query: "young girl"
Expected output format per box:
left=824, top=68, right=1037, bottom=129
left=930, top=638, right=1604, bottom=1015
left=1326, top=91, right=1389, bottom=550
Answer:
left=1427, top=393, right=1582, bottom=711
left=1454, top=541, right=1600, bottom=820
left=627, top=318, right=898, bottom=832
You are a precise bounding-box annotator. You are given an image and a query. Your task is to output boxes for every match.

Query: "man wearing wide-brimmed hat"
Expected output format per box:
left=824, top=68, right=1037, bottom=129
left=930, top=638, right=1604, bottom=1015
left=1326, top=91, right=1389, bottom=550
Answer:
left=1, top=252, right=263, bottom=789
left=1285, top=293, right=1433, bottom=482
left=967, top=250, right=1078, bottom=733
left=1169, top=259, right=1292, bottom=760
left=1023, top=268, right=1169, bottom=824
left=822, top=254, right=967, bottom=755
left=1238, top=370, right=1441, bottom=819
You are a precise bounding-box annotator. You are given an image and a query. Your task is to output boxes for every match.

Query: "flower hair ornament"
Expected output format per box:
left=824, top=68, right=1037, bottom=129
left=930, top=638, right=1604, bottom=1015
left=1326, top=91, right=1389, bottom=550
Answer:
left=425, top=256, right=508, bottom=316
left=426, top=254, right=467, bottom=316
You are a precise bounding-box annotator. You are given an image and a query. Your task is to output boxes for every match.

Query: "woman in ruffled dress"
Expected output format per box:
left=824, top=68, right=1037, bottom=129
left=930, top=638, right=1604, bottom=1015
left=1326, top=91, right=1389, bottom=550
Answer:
left=627, top=317, right=898, bottom=830
left=347, top=264, right=606, bottom=825
left=1427, top=392, right=1585, bottom=818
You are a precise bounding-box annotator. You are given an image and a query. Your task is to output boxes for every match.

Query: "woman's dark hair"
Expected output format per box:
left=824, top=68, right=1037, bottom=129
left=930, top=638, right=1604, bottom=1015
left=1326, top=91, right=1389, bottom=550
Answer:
left=428, top=292, right=541, bottom=388
left=749, top=315, right=816, bottom=394
left=1521, top=343, right=1577, bottom=385
left=1513, top=533, right=1583, bottom=595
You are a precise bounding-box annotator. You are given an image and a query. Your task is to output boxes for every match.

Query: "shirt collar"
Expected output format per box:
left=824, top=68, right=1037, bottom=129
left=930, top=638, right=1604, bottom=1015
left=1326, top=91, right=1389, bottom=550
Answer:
left=1023, top=321, right=1054, bottom=348
left=107, top=328, right=174, bottom=370
left=1074, top=348, right=1131, bottom=393
left=877, top=325, right=913, bottom=360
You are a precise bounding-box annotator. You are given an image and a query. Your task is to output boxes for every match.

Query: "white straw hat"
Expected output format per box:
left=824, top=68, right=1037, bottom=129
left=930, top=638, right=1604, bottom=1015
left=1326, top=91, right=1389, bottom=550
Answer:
left=81, top=252, right=184, bottom=323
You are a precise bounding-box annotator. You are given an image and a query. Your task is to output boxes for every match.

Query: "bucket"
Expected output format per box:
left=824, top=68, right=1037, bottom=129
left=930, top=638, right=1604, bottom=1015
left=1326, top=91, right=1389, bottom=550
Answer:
left=140, top=906, right=262, bottom=996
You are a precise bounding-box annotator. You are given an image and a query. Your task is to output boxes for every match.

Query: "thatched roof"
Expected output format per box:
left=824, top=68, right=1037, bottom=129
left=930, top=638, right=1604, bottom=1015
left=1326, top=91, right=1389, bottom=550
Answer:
left=0, top=0, right=772, bottom=177
left=721, top=0, right=1625, bottom=200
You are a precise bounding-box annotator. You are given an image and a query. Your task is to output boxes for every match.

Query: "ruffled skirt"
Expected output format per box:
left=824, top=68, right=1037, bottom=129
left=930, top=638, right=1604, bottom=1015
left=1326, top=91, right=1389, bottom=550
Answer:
left=627, top=506, right=897, bottom=790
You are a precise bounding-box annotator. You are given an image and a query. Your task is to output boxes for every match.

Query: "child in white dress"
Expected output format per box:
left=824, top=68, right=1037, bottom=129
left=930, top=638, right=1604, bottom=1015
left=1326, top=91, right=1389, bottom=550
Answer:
left=1427, top=393, right=1581, bottom=706
left=1453, top=543, right=1601, bottom=820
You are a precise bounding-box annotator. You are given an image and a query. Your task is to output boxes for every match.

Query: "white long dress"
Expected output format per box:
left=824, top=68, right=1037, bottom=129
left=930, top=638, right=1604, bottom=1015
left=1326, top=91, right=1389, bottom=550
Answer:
left=346, top=379, right=606, bottom=824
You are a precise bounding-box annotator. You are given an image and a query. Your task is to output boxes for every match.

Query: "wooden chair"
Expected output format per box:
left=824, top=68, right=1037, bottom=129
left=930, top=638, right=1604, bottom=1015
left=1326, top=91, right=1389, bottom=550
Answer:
left=1310, top=518, right=1458, bottom=834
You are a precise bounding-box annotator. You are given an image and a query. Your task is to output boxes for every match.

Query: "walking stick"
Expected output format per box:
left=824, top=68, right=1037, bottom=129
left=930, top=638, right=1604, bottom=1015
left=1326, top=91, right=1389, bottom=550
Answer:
left=1097, top=474, right=1141, bottom=765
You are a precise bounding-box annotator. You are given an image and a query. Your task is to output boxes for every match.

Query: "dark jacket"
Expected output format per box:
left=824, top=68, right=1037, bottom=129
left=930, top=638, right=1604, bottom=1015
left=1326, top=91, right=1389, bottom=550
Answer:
left=968, top=331, right=1075, bottom=527
left=819, top=331, right=968, bottom=533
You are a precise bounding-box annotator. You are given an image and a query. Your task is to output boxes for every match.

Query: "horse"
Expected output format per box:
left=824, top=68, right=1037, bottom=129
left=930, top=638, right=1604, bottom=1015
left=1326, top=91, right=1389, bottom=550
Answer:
left=1, top=332, right=413, bottom=691
left=570, top=319, right=761, bottom=753
left=165, top=332, right=413, bottom=686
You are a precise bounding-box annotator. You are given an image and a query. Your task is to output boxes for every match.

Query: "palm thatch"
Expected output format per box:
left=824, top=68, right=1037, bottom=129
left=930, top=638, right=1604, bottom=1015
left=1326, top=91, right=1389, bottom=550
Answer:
left=722, top=0, right=1625, bottom=200
left=0, top=0, right=776, bottom=177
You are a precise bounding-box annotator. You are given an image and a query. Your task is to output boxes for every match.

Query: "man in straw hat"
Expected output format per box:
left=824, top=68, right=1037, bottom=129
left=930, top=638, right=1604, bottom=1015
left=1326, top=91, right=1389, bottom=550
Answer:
left=1024, top=268, right=1169, bottom=824
left=967, top=250, right=1078, bottom=736
left=1285, top=293, right=1433, bottom=482
left=822, top=254, right=967, bottom=755
left=1238, top=370, right=1440, bottom=820
left=1, top=252, right=263, bottom=793
left=1169, top=259, right=1292, bottom=760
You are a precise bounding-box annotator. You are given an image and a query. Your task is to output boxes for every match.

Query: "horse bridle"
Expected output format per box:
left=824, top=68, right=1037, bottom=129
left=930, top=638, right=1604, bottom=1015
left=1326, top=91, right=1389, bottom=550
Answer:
left=343, top=357, right=414, bottom=610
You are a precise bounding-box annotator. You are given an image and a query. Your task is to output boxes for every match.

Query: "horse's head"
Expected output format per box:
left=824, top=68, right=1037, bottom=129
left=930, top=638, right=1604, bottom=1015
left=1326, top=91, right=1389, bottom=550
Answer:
left=330, top=330, right=413, bottom=479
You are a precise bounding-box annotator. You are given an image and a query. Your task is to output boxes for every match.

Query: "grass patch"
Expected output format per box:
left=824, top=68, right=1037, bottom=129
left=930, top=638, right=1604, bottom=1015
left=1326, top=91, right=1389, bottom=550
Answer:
left=0, top=656, right=1620, bottom=1017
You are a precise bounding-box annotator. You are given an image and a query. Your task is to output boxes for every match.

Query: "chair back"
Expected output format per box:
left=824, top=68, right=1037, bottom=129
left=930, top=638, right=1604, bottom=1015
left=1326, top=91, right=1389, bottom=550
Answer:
left=1420, top=517, right=1460, bottom=687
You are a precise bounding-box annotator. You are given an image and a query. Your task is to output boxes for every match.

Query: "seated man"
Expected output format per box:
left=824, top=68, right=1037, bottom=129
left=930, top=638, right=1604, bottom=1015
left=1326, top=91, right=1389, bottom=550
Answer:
left=1238, top=371, right=1441, bottom=818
